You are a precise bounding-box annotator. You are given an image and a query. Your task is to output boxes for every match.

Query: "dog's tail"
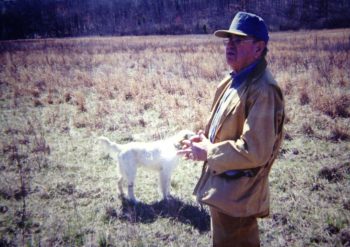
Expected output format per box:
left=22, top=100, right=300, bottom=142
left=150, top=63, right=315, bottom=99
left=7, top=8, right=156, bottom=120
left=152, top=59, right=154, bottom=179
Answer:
left=97, top=136, right=123, bottom=158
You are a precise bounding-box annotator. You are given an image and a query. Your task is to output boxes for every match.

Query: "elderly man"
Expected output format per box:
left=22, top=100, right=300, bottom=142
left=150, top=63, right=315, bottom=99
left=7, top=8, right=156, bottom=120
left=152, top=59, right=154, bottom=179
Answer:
left=179, top=12, right=285, bottom=246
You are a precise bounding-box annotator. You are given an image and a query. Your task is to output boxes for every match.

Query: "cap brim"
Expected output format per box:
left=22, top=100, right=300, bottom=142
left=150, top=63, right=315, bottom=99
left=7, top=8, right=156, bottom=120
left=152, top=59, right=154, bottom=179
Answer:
left=214, top=30, right=248, bottom=38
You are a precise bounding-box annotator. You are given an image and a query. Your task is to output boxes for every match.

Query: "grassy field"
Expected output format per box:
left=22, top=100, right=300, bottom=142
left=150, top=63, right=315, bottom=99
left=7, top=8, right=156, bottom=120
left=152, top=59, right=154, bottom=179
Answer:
left=0, top=29, right=349, bottom=246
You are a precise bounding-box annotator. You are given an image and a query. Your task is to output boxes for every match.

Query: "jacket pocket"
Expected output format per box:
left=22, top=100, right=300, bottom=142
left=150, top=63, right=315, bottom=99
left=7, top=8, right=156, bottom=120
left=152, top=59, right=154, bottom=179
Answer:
left=197, top=172, right=267, bottom=217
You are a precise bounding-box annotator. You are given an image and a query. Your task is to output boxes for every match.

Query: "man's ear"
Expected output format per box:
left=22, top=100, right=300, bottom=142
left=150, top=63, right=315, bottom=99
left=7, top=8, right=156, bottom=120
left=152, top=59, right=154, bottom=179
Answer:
left=255, top=41, right=266, bottom=58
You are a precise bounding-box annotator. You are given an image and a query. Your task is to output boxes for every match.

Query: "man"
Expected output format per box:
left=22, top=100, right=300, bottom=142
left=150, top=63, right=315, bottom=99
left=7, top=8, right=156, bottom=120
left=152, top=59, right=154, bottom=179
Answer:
left=178, top=12, right=285, bottom=246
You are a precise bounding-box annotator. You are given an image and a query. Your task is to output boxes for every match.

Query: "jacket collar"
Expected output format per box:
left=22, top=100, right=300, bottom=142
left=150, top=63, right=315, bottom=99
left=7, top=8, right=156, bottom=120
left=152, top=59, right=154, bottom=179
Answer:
left=247, top=58, right=267, bottom=84
left=230, top=59, right=260, bottom=88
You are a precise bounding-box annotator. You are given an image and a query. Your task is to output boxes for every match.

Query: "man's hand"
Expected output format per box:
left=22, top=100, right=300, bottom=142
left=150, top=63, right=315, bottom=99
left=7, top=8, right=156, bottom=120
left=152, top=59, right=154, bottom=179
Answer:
left=177, top=130, right=211, bottom=161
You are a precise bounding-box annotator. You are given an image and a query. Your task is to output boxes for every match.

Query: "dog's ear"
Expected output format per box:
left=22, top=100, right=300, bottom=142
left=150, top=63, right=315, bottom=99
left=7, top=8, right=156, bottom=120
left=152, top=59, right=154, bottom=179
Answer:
left=174, top=142, right=182, bottom=150
left=173, top=130, right=195, bottom=150
left=183, top=130, right=196, bottom=140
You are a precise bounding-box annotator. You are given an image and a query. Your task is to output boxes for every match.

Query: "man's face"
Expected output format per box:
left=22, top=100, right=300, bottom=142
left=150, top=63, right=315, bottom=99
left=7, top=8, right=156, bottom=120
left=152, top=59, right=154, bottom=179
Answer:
left=224, top=35, right=263, bottom=72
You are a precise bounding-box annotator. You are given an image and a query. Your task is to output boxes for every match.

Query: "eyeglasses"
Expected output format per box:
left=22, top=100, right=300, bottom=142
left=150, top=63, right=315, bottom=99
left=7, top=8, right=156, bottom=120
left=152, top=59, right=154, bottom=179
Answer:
left=223, top=37, right=255, bottom=46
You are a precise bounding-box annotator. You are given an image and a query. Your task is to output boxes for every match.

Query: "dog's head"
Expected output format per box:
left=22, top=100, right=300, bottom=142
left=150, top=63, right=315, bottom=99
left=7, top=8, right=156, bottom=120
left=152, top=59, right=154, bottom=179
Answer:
left=172, top=129, right=196, bottom=150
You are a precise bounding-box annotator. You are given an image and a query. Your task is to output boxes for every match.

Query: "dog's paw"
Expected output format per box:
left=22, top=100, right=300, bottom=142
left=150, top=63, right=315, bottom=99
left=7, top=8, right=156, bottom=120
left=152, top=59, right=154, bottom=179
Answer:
left=162, top=194, right=175, bottom=202
left=130, top=199, right=139, bottom=205
left=119, top=194, right=139, bottom=205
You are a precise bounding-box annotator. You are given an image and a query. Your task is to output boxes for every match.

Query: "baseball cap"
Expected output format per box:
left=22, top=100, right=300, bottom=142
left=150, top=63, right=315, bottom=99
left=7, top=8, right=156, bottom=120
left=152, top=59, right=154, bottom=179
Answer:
left=214, top=11, right=269, bottom=43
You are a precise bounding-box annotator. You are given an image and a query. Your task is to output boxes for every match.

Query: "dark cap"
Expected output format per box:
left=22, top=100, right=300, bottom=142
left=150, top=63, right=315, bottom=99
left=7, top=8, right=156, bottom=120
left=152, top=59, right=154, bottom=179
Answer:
left=214, top=11, right=269, bottom=42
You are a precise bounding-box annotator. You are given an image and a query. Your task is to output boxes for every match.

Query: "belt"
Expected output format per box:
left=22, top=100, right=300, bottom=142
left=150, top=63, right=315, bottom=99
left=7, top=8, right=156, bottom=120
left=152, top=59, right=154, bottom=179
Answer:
left=221, top=167, right=260, bottom=179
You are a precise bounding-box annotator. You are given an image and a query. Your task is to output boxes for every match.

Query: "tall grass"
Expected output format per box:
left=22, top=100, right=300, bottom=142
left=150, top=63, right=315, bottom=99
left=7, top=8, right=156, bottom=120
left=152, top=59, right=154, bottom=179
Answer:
left=0, top=29, right=349, bottom=246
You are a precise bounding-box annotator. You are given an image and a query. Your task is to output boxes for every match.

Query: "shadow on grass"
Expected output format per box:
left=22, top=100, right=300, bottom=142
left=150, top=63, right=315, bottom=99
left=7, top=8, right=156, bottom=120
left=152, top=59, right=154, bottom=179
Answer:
left=105, top=196, right=210, bottom=233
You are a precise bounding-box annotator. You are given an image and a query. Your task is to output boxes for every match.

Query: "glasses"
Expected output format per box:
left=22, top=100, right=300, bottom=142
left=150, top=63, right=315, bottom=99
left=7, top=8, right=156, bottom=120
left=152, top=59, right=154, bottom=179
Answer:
left=223, top=37, right=255, bottom=46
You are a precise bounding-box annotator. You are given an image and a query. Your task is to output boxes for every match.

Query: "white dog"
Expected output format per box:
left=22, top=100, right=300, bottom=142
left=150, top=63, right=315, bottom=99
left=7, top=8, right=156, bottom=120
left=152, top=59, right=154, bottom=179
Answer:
left=98, top=130, right=195, bottom=202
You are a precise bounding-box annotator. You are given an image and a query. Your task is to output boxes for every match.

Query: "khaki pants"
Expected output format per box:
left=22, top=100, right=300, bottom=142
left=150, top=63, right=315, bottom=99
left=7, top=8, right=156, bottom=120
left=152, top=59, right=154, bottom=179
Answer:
left=210, top=207, right=260, bottom=247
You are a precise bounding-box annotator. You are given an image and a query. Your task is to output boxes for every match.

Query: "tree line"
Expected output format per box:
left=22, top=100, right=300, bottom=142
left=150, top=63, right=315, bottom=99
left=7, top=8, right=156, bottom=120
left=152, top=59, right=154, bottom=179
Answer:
left=1, top=0, right=349, bottom=40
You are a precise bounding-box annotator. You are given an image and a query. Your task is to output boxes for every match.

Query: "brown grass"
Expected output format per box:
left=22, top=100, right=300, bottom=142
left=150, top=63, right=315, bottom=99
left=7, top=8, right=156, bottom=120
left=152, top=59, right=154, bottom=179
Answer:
left=0, top=29, right=349, bottom=246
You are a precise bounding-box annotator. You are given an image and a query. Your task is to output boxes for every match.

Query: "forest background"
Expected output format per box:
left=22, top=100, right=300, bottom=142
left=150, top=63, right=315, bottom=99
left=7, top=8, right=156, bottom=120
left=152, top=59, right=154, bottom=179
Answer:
left=1, top=0, right=350, bottom=40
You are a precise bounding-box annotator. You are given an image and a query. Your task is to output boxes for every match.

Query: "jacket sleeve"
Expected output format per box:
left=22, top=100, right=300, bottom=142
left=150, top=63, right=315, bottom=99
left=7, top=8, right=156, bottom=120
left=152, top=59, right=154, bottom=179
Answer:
left=206, top=84, right=284, bottom=175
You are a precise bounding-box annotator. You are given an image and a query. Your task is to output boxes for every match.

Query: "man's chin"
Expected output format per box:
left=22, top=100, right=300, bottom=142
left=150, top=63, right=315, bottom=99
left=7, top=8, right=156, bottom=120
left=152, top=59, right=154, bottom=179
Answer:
left=226, top=59, right=237, bottom=69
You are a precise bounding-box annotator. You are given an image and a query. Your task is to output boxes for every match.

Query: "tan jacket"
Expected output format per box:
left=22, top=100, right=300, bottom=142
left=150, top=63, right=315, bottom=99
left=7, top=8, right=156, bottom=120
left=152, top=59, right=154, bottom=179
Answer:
left=194, top=59, right=285, bottom=218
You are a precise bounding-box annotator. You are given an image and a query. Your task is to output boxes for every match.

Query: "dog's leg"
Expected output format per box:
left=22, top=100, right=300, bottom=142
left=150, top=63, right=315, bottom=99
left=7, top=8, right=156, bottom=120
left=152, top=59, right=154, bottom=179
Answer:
left=127, top=182, right=137, bottom=203
left=126, top=171, right=137, bottom=203
left=159, top=169, right=172, bottom=200
left=118, top=176, right=137, bottom=203
left=117, top=177, right=125, bottom=197
left=119, top=156, right=138, bottom=203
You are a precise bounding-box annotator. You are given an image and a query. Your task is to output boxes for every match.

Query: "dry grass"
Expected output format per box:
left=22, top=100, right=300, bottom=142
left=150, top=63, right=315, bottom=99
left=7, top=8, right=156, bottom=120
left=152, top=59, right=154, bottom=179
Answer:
left=0, top=29, right=349, bottom=246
